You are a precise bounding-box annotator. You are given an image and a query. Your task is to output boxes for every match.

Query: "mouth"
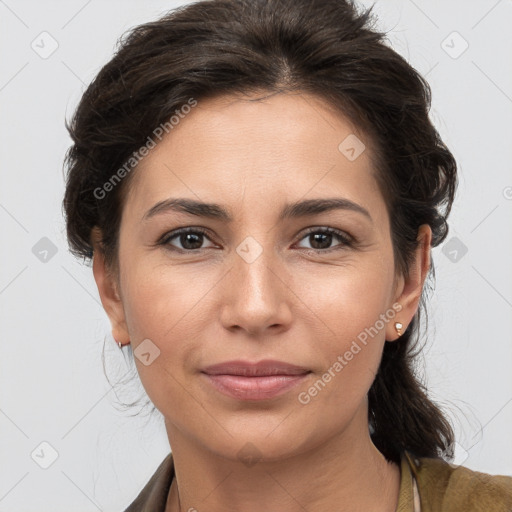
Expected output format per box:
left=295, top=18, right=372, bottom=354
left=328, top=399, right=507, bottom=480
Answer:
left=200, top=359, right=312, bottom=400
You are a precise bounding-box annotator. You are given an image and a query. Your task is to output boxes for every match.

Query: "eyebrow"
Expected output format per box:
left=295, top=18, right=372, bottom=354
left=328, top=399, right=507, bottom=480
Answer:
left=142, top=197, right=372, bottom=223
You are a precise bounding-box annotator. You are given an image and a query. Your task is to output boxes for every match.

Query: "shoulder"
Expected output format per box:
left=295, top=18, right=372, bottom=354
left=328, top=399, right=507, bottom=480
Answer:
left=123, top=452, right=175, bottom=512
left=404, top=451, right=512, bottom=512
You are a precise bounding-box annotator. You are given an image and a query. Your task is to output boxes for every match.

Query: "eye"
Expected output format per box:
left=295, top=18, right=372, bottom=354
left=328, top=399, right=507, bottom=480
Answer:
left=158, top=226, right=355, bottom=253
left=295, top=227, right=354, bottom=252
left=159, top=227, right=217, bottom=251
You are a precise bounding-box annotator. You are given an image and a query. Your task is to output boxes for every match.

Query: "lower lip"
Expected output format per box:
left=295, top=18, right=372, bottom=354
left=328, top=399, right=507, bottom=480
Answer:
left=202, top=373, right=310, bottom=400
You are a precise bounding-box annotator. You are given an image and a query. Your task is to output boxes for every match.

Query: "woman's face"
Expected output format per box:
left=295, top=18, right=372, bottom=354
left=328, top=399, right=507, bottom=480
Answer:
left=95, top=91, right=428, bottom=461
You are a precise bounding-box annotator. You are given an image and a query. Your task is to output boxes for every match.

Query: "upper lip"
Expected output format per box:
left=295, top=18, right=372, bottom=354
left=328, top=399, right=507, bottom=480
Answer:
left=201, top=359, right=311, bottom=377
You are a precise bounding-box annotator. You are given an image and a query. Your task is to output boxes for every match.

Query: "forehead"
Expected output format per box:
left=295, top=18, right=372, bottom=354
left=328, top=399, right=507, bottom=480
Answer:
left=124, top=91, right=386, bottom=224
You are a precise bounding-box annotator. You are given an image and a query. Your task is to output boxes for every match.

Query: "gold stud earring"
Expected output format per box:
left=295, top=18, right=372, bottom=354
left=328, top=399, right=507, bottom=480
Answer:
left=394, top=322, right=403, bottom=337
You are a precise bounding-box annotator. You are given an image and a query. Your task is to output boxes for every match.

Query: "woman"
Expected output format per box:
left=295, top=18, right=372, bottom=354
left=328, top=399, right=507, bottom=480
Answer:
left=62, top=0, right=512, bottom=510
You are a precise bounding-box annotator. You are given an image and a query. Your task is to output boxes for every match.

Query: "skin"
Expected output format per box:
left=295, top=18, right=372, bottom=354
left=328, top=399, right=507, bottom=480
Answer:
left=92, top=91, right=431, bottom=512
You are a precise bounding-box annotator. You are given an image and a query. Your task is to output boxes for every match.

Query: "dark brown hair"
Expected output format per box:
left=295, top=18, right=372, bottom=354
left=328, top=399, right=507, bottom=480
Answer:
left=62, top=0, right=457, bottom=464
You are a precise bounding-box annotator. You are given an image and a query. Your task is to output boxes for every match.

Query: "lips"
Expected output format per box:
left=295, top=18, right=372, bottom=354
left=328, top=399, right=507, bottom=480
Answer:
left=201, top=359, right=311, bottom=377
left=200, top=359, right=312, bottom=400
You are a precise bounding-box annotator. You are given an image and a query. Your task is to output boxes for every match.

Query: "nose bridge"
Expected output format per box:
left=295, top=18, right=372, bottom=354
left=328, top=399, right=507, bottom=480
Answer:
left=234, top=234, right=280, bottom=306
left=221, top=233, right=291, bottom=333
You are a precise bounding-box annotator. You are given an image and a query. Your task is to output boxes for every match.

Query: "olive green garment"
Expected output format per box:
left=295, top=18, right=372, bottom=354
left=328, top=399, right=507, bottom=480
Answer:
left=123, top=450, right=512, bottom=512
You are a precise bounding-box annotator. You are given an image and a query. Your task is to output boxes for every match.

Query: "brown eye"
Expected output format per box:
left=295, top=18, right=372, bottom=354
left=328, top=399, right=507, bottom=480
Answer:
left=160, top=227, right=216, bottom=251
left=296, top=227, right=354, bottom=252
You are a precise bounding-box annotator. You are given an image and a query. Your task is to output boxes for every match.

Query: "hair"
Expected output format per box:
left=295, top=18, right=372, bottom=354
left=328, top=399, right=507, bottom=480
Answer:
left=62, top=0, right=457, bottom=464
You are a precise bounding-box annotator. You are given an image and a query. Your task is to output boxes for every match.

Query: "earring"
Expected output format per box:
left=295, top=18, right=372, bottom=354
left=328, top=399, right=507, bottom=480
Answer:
left=118, top=341, right=123, bottom=349
left=394, top=322, right=403, bottom=337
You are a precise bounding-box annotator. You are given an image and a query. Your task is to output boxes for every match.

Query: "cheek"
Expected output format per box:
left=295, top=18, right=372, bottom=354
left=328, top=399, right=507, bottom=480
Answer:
left=297, top=257, right=393, bottom=339
left=119, top=259, right=220, bottom=402
left=294, top=263, right=393, bottom=402
left=121, top=258, right=215, bottom=344
left=119, top=267, right=204, bottom=413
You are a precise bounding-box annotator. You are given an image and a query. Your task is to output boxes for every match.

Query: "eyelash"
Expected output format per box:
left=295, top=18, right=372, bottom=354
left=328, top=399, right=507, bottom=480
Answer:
left=157, top=226, right=355, bottom=254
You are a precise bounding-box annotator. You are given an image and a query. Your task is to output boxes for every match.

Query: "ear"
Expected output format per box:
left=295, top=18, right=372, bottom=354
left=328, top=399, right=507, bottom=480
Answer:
left=386, top=224, right=432, bottom=342
left=91, top=227, right=130, bottom=345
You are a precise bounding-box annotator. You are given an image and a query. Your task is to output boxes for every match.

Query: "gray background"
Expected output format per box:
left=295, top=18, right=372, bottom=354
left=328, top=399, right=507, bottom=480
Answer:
left=1, top=0, right=511, bottom=510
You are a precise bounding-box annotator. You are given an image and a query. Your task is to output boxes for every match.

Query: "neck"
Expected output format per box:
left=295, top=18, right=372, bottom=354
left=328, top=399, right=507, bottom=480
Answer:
left=164, top=410, right=400, bottom=512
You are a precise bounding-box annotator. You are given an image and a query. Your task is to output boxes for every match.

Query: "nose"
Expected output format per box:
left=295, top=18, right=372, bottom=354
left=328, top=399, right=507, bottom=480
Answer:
left=219, top=242, right=293, bottom=337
